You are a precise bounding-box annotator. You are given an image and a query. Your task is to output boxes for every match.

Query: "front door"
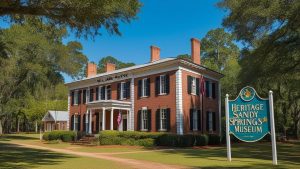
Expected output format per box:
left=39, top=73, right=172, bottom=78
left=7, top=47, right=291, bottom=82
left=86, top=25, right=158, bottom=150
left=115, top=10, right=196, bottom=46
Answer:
left=123, top=119, right=127, bottom=131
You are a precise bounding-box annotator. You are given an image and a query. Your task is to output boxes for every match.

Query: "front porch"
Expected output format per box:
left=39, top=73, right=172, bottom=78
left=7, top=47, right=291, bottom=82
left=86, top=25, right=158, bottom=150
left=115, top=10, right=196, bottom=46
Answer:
left=73, top=100, right=132, bottom=134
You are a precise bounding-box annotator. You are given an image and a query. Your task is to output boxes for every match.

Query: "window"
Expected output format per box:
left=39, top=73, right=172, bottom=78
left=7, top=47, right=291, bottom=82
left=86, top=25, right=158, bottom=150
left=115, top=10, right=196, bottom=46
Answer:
left=142, top=78, right=148, bottom=97
left=141, top=109, right=148, bottom=131
left=83, top=90, right=86, bottom=104
left=89, top=89, right=94, bottom=102
left=74, top=91, right=78, bottom=105
left=191, top=77, right=196, bottom=95
left=208, top=112, right=213, bottom=132
left=160, top=109, right=167, bottom=131
left=120, top=82, right=126, bottom=99
left=106, top=85, right=111, bottom=100
left=160, top=75, right=167, bottom=94
left=74, top=115, right=78, bottom=131
left=98, top=86, right=102, bottom=100
left=86, top=89, right=90, bottom=103
left=193, top=109, right=198, bottom=131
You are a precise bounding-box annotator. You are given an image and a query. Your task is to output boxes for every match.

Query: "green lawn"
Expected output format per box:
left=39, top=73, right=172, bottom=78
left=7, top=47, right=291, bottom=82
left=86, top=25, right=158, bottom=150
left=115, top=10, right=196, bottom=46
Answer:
left=114, top=142, right=300, bottom=169
left=1, top=134, right=299, bottom=169
left=0, top=134, right=130, bottom=169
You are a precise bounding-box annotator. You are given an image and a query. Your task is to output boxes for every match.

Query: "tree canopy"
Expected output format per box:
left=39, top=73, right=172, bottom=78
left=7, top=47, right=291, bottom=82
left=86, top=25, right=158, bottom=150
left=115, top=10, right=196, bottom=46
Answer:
left=97, top=56, right=135, bottom=73
left=0, top=0, right=141, bottom=38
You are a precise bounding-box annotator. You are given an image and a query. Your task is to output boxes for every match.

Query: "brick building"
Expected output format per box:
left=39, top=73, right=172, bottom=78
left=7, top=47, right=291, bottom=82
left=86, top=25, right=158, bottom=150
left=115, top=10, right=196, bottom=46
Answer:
left=65, top=38, right=223, bottom=135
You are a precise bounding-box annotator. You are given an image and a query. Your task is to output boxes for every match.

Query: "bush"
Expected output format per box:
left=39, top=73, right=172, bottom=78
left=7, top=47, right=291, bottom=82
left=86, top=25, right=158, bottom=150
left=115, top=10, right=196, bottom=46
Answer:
left=208, top=134, right=221, bottom=145
left=43, top=131, right=76, bottom=142
left=195, top=134, right=208, bottom=146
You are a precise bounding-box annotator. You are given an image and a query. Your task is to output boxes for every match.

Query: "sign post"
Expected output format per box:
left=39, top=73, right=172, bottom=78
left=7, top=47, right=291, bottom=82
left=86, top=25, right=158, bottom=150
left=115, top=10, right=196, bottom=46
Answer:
left=269, top=91, right=277, bottom=165
left=225, top=86, right=277, bottom=165
left=225, top=94, right=231, bottom=162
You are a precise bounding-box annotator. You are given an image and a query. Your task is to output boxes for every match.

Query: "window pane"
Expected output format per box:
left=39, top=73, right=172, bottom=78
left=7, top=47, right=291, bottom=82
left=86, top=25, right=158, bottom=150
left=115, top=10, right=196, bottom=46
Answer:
left=193, top=110, right=198, bottom=130
left=160, top=75, right=166, bottom=94
left=160, top=109, right=167, bottom=130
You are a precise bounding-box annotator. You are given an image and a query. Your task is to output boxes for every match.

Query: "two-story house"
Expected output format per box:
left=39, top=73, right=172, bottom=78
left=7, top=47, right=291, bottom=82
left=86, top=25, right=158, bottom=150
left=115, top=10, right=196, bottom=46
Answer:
left=65, top=38, right=223, bottom=135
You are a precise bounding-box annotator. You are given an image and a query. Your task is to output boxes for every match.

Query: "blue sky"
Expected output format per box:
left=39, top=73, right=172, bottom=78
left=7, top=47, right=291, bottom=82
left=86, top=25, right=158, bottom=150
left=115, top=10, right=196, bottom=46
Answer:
left=62, top=0, right=227, bottom=82
left=1, top=0, right=228, bottom=83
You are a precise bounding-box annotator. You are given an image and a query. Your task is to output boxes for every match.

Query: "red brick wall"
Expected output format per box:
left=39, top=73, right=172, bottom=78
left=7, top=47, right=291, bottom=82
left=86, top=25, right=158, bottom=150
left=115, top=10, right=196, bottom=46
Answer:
left=181, top=70, right=220, bottom=134
left=134, top=70, right=177, bottom=133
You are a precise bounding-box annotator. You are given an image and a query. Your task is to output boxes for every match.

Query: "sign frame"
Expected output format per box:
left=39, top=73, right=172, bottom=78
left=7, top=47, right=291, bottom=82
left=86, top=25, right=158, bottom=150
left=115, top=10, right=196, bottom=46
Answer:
left=225, top=86, right=277, bottom=165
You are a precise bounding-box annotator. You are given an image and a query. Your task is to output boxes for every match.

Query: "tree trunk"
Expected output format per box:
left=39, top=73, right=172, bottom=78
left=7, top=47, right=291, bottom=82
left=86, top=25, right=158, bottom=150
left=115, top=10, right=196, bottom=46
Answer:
left=0, top=119, right=2, bottom=135
left=17, top=117, right=19, bottom=133
left=35, top=121, right=38, bottom=133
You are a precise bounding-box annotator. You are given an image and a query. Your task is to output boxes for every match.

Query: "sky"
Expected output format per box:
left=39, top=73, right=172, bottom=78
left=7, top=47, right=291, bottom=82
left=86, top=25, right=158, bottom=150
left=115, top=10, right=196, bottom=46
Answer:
left=61, top=0, right=227, bottom=82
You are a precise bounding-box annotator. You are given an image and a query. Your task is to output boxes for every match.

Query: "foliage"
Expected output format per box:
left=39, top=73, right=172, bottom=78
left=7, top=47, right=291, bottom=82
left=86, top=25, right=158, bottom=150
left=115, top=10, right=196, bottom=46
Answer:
left=218, top=0, right=300, bottom=138
left=0, top=20, right=86, bottom=134
left=0, top=0, right=141, bottom=38
left=97, top=56, right=135, bottom=73
left=98, top=131, right=218, bottom=147
left=43, top=131, right=76, bottom=142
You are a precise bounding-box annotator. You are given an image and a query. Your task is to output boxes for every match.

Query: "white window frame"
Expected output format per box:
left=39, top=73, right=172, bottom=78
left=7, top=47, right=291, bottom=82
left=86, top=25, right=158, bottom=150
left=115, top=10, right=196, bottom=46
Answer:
left=160, top=108, right=167, bottom=131
left=191, top=77, right=197, bottom=95
left=98, top=86, right=102, bottom=100
left=208, top=112, right=213, bottom=132
left=120, top=82, right=126, bottom=100
left=141, top=109, right=148, bottom=131
left=86, top=89, right=90, bottom=103
left=74, top=90, right=78, bottom=105
left=159, top=75, right=167, bottom=95
left=74, top=115, right=78, bottom=131
left=193, top=109, right=198, bottom=131
left=141, top=78, right=148, bottom=97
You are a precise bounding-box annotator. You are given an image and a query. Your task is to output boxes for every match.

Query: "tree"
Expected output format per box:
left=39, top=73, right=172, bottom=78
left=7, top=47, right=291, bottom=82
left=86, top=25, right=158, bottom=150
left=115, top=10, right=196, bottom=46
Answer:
left=97, top=56, right=135, bottom=73
left=218, top=0, right=300, bottom=138
left=201, top=28, right=239, bottom=72
left=0, top=20, right=86, bottom=134
left=0, top=0, right=141, bottom=37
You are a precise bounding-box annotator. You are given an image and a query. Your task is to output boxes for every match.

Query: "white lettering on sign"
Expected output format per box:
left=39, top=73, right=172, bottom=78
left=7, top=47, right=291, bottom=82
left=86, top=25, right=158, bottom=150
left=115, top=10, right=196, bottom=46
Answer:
left=97, top=74, right=128, bottom=83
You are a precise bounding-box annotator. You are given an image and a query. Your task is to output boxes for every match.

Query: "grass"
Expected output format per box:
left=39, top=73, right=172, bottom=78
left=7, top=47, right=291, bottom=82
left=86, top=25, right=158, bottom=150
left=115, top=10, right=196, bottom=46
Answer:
left=0, top=134, right=130, bottom=169
left=114, top=142, right=300, bottom=168
left=1, top=134, right=300, bottom=169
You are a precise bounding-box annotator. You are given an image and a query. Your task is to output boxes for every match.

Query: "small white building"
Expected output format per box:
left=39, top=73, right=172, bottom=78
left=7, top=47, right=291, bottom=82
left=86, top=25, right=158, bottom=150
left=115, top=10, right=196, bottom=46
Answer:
left=42, top=110, right=69, bottom=131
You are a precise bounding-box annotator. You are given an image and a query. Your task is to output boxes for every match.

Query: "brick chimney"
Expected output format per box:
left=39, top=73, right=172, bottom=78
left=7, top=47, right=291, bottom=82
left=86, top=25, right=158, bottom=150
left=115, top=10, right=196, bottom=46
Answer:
left=105, top=62, right=116, bottom=72
left=191, top=38, right=201, bottom=65
left=150, top=46, right=160, bottom=62
left=86, top=62, right=97, bottom=78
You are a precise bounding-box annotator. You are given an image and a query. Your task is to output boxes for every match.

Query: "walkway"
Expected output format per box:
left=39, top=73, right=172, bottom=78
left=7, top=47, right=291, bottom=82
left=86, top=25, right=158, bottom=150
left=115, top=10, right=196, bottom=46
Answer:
left=14, top=142, right=189, bottom=169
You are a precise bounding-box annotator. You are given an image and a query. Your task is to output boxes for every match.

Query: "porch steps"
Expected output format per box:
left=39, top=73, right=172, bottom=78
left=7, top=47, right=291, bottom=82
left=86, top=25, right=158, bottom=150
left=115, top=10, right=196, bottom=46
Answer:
left=72, top=135, right=97, bottom=146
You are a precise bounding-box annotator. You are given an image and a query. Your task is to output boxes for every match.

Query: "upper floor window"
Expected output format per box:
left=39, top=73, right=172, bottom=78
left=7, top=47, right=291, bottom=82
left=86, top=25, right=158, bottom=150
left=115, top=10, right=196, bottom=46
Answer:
left=118, top=81, right=130, bottom=100
left=138, top=78, right=150, bottom=98
left=106, top=85, right=111, bottom=100
left=74, top=90, right=78, bottom=105
left=206, top=81, right=217, bottom=99
left=155, top=75, right=170, bottom=95
left=187, top=75, right=199, bottom=95
left=89, top=89, right=94, bottom=102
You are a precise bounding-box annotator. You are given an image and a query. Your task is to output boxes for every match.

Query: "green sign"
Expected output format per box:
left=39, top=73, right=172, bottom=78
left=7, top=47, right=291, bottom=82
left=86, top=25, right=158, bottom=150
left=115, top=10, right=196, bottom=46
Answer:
left=228, top=86, right=270, bottom=142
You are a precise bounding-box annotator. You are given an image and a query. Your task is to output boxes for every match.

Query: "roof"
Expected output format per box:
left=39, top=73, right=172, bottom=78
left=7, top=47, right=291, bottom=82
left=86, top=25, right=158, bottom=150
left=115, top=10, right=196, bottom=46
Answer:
left=42, top=110, right=69, bottom=122
left=66, top=58, right=177, bottom=85
left=65, top=57, right=224, bottom=87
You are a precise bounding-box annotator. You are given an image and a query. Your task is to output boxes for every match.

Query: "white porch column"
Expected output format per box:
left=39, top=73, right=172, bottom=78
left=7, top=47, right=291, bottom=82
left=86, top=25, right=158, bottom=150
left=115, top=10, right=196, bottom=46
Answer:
left=176, top=69, right=183, bottom=135
left=73, top=114, right=76, bottom=131
left=102, top=108, right=106, bottom=131
left=110, top=108, right=114, bottom=130
left=130, top=77, right=135, bottom=131
left=88, top=109, right=92, bottom=134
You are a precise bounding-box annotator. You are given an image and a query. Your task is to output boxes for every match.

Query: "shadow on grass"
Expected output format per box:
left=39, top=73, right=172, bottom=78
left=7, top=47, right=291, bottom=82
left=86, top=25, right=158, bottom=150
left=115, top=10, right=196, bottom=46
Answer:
left=158, top=142, right=300, bottom=169
left=0, top=135, right=39, bottom=141
left=0, top=142, right=75, bottom=169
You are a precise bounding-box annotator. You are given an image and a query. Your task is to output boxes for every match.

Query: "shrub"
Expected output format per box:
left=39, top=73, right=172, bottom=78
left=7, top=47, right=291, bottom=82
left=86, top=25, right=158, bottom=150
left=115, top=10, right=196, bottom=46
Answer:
left=208, top=134, right=221, bottom=145
left=43, top=131, right=76, bottom=142
left=136, top=138, right=155, bottom=147
left=195, top=134, right=208, bottom=146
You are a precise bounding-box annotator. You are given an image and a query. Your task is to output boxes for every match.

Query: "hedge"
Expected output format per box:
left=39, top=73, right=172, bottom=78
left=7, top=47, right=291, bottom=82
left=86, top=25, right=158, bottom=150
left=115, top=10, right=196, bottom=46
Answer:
left=43, top=131, right=76, bottom=142
left=98, top=131, right=220, bottom=147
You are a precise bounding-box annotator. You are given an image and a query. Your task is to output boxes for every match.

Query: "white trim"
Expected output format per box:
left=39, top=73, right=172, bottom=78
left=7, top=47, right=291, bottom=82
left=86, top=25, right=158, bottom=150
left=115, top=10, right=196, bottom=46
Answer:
left=130, top=77, right=135, bottom=131
left=179, top=67, right=219, bottom=82
left=176, top=69, right=183, bottom=135
left=67, top=93, right=70, bottom=130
